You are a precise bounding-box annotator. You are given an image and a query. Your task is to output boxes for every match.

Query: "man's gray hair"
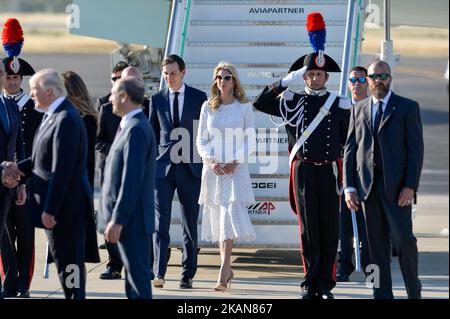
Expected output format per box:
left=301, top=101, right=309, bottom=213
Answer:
left=116, top=77, right=145, bottom=105
left=30, top=68, right=66, bottom=96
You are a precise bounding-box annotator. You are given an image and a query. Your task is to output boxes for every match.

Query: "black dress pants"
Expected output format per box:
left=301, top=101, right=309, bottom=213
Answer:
left=362, top=173, right=421, bottom=299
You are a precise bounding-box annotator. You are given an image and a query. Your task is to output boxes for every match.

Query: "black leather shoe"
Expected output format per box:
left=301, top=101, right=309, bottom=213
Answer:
left=99, top=269, right=122, bottom=280
left=180, top=278, right=193, bottom=289
left=16, top=290, right=30, bottom=298
left=0, top=290, right=17, bottom=298
left=298, top=290, right=319, bottom=299
left=321, top=291, right=335, bottom=299
left=336, top=273, right=350, bottom=282
left=99, top=243, right=107, bottom=249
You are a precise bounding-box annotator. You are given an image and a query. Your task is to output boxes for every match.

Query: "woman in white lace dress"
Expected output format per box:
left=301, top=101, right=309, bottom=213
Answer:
left=196, top=62, right=256, bottom=291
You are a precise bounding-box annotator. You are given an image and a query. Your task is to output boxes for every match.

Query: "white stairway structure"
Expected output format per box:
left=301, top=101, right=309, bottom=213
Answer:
left=165, top=0, right=366, bottom=248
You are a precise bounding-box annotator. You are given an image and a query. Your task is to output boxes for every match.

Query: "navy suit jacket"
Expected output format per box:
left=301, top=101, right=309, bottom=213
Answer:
left=0, top=96, right=25, bottom=241
left=18, top=99, right=95, bottom=229
left=149, top=84, right=207, bottom=179
left=98, top=111, right=156, bottom=237
left=0, top=96, right=25, bottom=196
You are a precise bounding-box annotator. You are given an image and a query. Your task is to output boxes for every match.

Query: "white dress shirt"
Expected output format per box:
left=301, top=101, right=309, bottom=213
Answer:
left=119, top=108, right=143, bottom=131
left=371, top=89, right=392, bottom=129
left=40, top=96, right=66, bottom=129
left=168, top=83, right=185, bottom=123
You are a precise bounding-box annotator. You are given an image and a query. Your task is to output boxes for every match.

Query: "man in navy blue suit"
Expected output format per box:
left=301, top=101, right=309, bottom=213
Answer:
left=0, top=59, right=26, bottom=298
left=150, top=54, right=207, bottom=289
left=98, top=77, right=156, bottom=299
left=3, top=69, right=100, bottom=299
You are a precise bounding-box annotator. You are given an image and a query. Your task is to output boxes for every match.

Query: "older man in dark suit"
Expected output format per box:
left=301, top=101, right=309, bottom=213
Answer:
left=98, top=77, right=156, bottom=299
left=3, top=68, right=100, bottom=299
left=95, top=66, right=150, bottom=281
left=0, top=59, right=26, bottom=298
left=344, top=60, right=424, bottom=299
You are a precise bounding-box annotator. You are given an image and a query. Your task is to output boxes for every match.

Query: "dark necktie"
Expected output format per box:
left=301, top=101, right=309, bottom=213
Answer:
left=173, top=92, right=180, bottom=128
left=373, top=101, right=383, bottom=135
left=373, top=101, right=384, bottom=172
left=0, top=98, right=10, bottom=134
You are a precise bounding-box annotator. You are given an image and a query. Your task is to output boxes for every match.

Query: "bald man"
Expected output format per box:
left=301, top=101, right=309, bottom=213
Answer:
left=95, top=65, right=150, bottom=280
left=344, top=60, right=424, bottom=299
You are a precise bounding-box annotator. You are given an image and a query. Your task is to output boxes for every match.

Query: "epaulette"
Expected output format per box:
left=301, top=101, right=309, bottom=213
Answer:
left=338, top=96, right=352, bottom=110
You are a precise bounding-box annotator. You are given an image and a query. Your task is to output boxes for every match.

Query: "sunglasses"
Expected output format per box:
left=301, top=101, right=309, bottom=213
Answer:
left=349, top=77, right=367, bottom=84
left=368, top=73, right=390, bottom=81
left=215, top=75, right=233, bottom=81
left=111, top=76, right=121, bottom=82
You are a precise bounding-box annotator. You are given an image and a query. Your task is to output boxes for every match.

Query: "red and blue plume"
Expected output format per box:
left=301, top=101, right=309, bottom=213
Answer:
left=2, top=18, right=24, bottom=58
left=306, top=12, right=326, bottom=53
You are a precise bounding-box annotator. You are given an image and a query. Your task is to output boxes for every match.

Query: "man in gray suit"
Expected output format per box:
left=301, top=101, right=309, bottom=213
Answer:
left=344, top=60, right=424, bottom=299
left=98, top=77, right=156, bottom=299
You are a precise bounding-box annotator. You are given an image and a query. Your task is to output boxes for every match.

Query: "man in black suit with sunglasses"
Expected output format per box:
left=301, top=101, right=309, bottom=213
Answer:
left=344, top=60, right=424, bottom=299
left=336, top=66, right=370, bottom=282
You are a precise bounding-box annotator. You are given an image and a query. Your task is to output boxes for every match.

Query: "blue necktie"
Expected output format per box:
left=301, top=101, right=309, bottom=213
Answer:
left=0, top=98, right=10, bottom=134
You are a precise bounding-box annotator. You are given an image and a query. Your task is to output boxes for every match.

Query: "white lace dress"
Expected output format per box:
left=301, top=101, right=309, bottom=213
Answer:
left=196, top=100, right=256, bottom=243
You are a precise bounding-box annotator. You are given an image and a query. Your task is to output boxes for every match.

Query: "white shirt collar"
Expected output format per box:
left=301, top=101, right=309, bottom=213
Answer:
left=168, top=83, right=186, bottom=95
left=371, top=89, right=392, bottom=107
left=120, top=108, right=143, bottom=130
left=45, top=96, right=66, bottom=117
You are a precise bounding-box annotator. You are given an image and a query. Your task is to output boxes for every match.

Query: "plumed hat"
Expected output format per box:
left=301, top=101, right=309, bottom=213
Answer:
left=289, top=12, right=341, bottom=73
left=2, top=18, right=35, bottom=76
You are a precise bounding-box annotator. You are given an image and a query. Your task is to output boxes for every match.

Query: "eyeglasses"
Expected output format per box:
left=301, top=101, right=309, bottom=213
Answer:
left=349, top=77, right=367, bottom=84
left=111, top=76, right=121, bottom=82
left=215, top=75, right=233, bottom=81
left=368, top=73, right=390, bottom=81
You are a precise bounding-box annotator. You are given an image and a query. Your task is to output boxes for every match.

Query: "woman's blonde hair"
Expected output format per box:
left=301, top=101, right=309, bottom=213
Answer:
left=208, top=61, right=248, bottom=111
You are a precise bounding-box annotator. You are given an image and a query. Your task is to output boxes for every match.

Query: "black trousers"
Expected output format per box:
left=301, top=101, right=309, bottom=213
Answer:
left=1, top=202, right=35, bottom=293
left=292, top=161, right=339, bottom=293
left=105, top=241, right=123, bottom=273
left=118, top=235, right=152, bottom=299
left=337, top=199, right=370, bottom=276
left=362, top=173, right=421, bottom=299
left=0, top=191, right=13, bottom=293
left=46, top=227, right=86, bottom=299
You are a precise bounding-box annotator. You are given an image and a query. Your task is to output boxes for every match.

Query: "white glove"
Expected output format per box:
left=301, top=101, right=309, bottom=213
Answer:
left=281, top=66, right=308, bottom=87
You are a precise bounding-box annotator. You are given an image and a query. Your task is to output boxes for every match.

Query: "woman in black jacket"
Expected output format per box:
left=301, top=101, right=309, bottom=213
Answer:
left=61, top=71, right=98, bottom=188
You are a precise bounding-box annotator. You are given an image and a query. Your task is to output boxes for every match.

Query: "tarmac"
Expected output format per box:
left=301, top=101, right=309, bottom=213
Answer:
left=21, top=193, right=447, bottom=300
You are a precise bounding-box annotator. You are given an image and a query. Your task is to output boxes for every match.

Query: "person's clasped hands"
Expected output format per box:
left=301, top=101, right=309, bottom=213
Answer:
left=1, top=161, right=24, bottom=188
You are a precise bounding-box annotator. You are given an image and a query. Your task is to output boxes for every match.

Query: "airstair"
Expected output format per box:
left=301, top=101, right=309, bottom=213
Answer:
left=166, top=0, right=366, bottom=248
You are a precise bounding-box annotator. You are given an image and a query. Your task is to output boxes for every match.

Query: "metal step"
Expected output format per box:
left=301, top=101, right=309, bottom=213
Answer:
left=171, top=218, right=297, bottom=225
left=193, top=0, right=348, bottom=5
left=187, top=40, right=343, bottom=48
left=190, top=19, right=346, bottom=27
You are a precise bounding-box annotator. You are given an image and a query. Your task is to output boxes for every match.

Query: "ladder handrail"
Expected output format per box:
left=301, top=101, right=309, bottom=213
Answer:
left=179, top=0, right=193, bottom=58
left=339, top=0, right=357, bottom=97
